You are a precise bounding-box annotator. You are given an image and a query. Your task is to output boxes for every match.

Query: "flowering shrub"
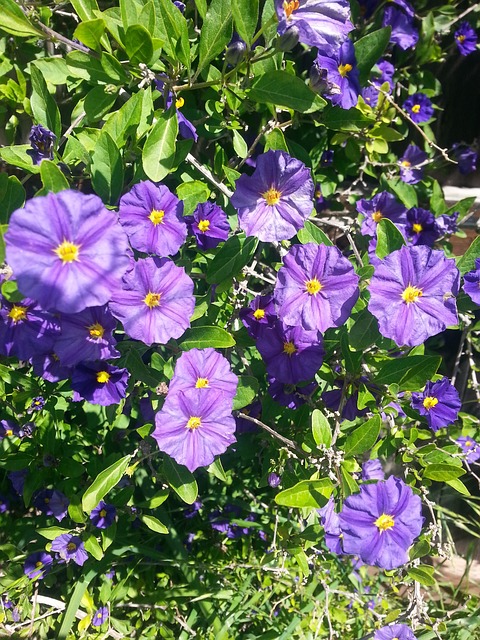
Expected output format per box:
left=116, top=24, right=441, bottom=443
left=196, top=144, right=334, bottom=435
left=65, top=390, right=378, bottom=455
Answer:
left=1, top=0, right=480, bottom=638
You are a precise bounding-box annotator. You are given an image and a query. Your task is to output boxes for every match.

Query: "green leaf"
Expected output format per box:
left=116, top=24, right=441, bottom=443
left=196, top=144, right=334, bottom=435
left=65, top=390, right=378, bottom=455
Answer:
left=206, top=234, right=258, bottom=284
left=249, top=71, right=324, bottom=113
left=311, top=409, right=332, bottom=447
left=231, top=0, right=258, bottom=46
left=65, top=51, right=128, bottom=85
left=30, top=65, right=62, bottom=139
left=340, top=331, right=362, bottom=374
left=39, top=160, right=69, bottom=194
left=232, top=130, right=248, bottom=159
left=82, top=454, right=132, bottom=513
left=354, top=27, right=391, bottom=85
left=275, top=479, right=334, bottom=508
left=349, top=308, right=381, bottom=351
left=0, top=174, right=25, bottom=224
left=0, top=0, right=42, bottom=37
left=386, top=177, right=418, bottom=208
left=102, top=89, right=147, bottom=146
left=297, top=220, right=333, bottom=246
left=407, top=565, right=436, bottom=587
left=344, top=415, right=381, bottom=457
left=91, top=131, right=124, bottom=205
left=163, top=456, right=198, bottom=504
left=125, top=25, right=154, bottom=65
left=0, top=145, right=40, bottom=174
left=153, top=0, right=190, bottom=70
left=176, top=180, right=210, bottom=215
left=423, top=463, right=465, bottom=482
left=198, top=0, right=232, bottom=73
left=84, top=86, right=118, bottom=122
left=73, top=18, right=105, bottom=51
left=178, top=326, right=236, bottom=350
left=37, top=526, right=72, bottom=540
left=84, top=534, right=104, bottom=560
left=457, top=236, right=480, bottom=276
left=70, top=0, right=100, bottom=21
left=374, top=355, right=441, bottom=390
left=142, top=106, right=178, bottom=182
left=322, top=106, right=375, bottom=131
left=207, top=458, right=228, bottom=482
left=445, top=477, right=470, bottom=496
left=264, top=128, right=288, bottom=152
left=375, top=218, right=406, bottom=259
left=118, top=343, right=159, bottom=387
left=138, top=489, right=170, bottom=509
left=141, top=514, right=169, bottom=534
left=232, top=375, right=259, bottom=410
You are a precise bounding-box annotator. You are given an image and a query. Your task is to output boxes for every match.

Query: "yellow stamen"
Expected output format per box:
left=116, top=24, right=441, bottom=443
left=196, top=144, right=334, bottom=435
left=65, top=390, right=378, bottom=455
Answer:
left=283, top=0, right=299, bottom=18
left=423, top=396, right=438, bottom=410
left=401, top=160, right=411, bottom=167
left=262, top=187, right=282, bottom=206
left=457, top=34, right=466, bottom=43
left=67, top=542, right=77, bottom=551
left=5, top=429, right=13, bottom=436
left=198, top=219, right=210, bottom=233
left=305, top=278, right=322, bottom=296
left=401, top=285, right=423, bottom=304
left=54, top=240, right=80, bottom=263
left=412, top=223, right=423, bottom=233
left=100, top=509, right=107, bottom=517
left=187, top=416, right=201, bottom=430
left=411, top=104, right=421, bottom=114
left=338, top=63, right=353, bottom=77
left=253, top=308, right=265, bottom=320
left=283, top=341, right=296, bottom=355
left=148, top=209, right=165, bottom=226
left=372, top=211, right=383, bottom=223
left=374, top=514, right=395, bottom=531
left=195, top=377, right=209, bottom=388
left=465, top=440, right=472, bottom=447
left=96, top=371, right=110, bottom=384
left=144, top=292, right=161, bottom=308
left=35, top=561, right=43, bottom=568
left=175, top=97, right=185, bottom=109
left=88, top=322, right=105, bottom=339
left=7, top=305, right=27, bottom=323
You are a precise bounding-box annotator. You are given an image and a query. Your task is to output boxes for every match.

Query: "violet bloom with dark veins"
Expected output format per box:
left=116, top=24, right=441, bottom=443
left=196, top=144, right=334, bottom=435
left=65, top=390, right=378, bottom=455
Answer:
left=55, top=305, right=119, bottom=366
left=256, top=321, right=324, bottom=384
left=374, top=624, right=417, bottom=640
left=90, top=501, right=116, bottom=529
left=361, top=459, right=385, bottom=482
left=457, top=436, right=480, bottom=464
left=118, top=181, right=187, bottom=256
left=268, top=377, right=316, bottom=410
left=368, top=245, right=459, bottom=347
left=313, top=40, right=361, bottom=110
left=92, top=607, right=109, bottom=627
left=411, top=377, right=461, bottom=432
left=31, top=351, right=71, bottom=383
left=185, top=201, right=230, bottom=250
left=24, top=552, right=53, bottom=580
left=382, top=6, right=418, bottom=50
left=165, top=92, right=198, bottom=141
left=71, top=362, right=129, bottom=406
left=33, top=489, right=69, bottom=521
left=275, top=0, right=353, bottom=55
left=318, top=497, right=344, bottom=555
left=455, top=21, right=477, bottom=56
left=399, top=145, right=428, bottom=185
left=453, top=143, right=478, bottom=175
left=240, top=293, right=277, bottom=338
left=231, top=150, right=314, bottom=242
left=109, top=257, right=195, bottom=346
left=168, top=348, right=238, bottom=401
left=5, top=191, right=130, bottom=314
left=463, top=258, right=480, bottom=305
left=403, top=93, right=434, bottom=124
left=51, top=534, right=88, bottom=566
left=405, top=207, right=439, bottom=246
left=356, top=191, right=407, bottom=237
left=153, top=388, right=236, bottom=472
left=26, top=124, right=56, bottom=165
left=274, top=243, right=359, bottom=333
left=339, top=476, right=423, bottom=570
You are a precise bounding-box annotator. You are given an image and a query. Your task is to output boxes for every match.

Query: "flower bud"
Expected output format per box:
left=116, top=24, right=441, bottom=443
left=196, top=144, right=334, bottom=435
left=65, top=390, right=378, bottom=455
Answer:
left=276, top=26, right=299, bottom=51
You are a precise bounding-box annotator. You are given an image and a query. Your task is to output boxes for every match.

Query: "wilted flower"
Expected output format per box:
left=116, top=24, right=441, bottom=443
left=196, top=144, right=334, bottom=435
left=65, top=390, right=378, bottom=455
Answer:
left=463, top=258, right=480, bottom=305
left=24, top=552, right=53, bottom=580
left=356, top=191, right=407, bottom=237
left=454, top=21, right=477, bottom=56
left=166, top=91, right=198, bottom=141
left=411, top=377, right=461, bottom=432
left=185, top=201, right=230, bottom=250
left=435, top=211, right=459, bottom=236
left=168, top=348, right=238, bottom=401
left=374, top=624, right=417, bottom=640
left=90, top=501, right=116, bottom=529
left=399, top=145, right=428, bottom=184
left=51, top=534, right=88, bottom=566
left=383, top=6, right=418, bottom=50
left=457, top=436, right=480, bottom=464
left=312, top=40, right=361, bottom=110
left=452, top=143, right=478, bottom=175
left=26, top=124, right=56, bottom=165
left=403, top=93, right=434, bottom=123
left=71, top=362, right=130, bottom=406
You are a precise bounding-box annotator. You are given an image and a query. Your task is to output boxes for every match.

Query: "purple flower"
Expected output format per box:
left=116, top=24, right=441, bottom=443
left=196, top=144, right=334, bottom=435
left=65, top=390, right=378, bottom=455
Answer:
left=256, top=321, right=324, bottom=384
left=26, top=124, right=56, bottom=165
left=457, top=436, right=480, bottom=464
left=399, top=145, right=427, bottom=184
left=453, top=143, right=478, bottom=175
left=357, top=191, right=407, bottom=237
left=240, top=294, right=276, bottom=338
left=362, top=86, right=380, bottom=108
left=109, top=257, right=195, bottom=346
left=71, top=362, right=129, bottom=406
left=268, top=377, right=316, bottom=409
left=118, top=181, right=187, bottom=256
left=361, top=460, right=385, bottom=482
left=320, top=150, right=334, bottom=167
left=33, top=489, right=69, bottom=521
left=318, top=497, right=343, bottom=555
left=235, top=400, right=262, bottom=434
left=405, top=207, right=439, bottom=246
left=0, top=495, right=10, bottom=513
left=374, top=624, right=417, bottom=640
left=184, top=500, right=203, bottom=518
left=153, top=388, right=236, bottom=472
left=275, top=0, right=353, bottom=55
left=168, top=348, right=238, bottom=401
left=27, top=396, right=45, bottom=413
left=0, top=419, right=21, bottom=439
left=24, top=552, right=53, bottom=580
left=231, top=150, right=314, bottom=242
left=312, top=40, right=361, bottom=110
left=339, top=476, right=423, bottom=570
left=268, top=472, right=281, bottom=488
left=51, top=534, right=88, bottom=566
left=314, top=184, right=329, bottom=213
left=411, top=377, right=461, bottom=432
left=463, top=258, right=480, bottom=305
left=274, top=243, right=359, bottom=333
left=368, top=245, right=459, bottom=347
left=403, top=93, right=434, bottom=124
left=9, top=469, right=27, bottom=495
left=373, top=59, right=395, bottom=88
left=92, top=606, right=109, bottom=627
left=165, top=92, right=198, bottom=141
left=455, top=22, right=477, bottom=56
left=185, top=202, right=230, bottom=250
left=5, top=191, right=130, bottom=314
left=31, top=351, right=71, bottom=383
left=0, top=297, right=59, bottom=360
left=383, top=6, right=418, bottom=50
left=55, top=306, right=119, bottom=366
left=90, top=501, right=116, bottom=529
left=435, top=212, right=458, bottom=236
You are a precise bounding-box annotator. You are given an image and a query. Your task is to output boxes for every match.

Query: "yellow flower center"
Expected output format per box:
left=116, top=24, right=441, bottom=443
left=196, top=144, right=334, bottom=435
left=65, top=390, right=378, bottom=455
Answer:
left=465, top=440, right=472, bottom=447
left=374, top=514, right=395, bottom=531
left=88, top=322, right=105, bottom=339
left=5, top=429, right=13, bottom=436
left=372, top=211, right=383, bottom=223
left=412, top=223, right=423, bottom=233
left=175, top=96, right=184, bottom=109
left=315, top=189, right=322, bottom=199
left=149, top=209, right=165, bottom=226
left=283, top=341, right=296, bottom=355
left=54, top=240, right=80, bottom=263
left=253, top=308, right=265, bottom=320
left=423, top=396, right=438, bottom=410
left=338, top=63, right=353, bottom=77
left=187, top=416, right=201, bottom=430
left=96, top=371, right=110, bottom=384
left=457, top=34, right=466, bottom=43
left=283, top=0, right=299, bottom=18
left=195, top=377, right=209, bottom=388
left=198, top=219, right=210, bottom=233
left=144, top=292, right=161, bottom=308
left=305, top=278, right=322, bottom=296
left=100, top=509, right=107, bottom=517
left=262, top=187, right=282, bottom=206
left=35, top=561, right=43, bottom=568
left=8, top=305, right=27, bottom=323
left=401, top=160, right=411, bottom=167
left=67, top=542, right=77, bottom=551
left=401, top=285, right=423, bottom=304
left=411, top=104, right=421, bottom=114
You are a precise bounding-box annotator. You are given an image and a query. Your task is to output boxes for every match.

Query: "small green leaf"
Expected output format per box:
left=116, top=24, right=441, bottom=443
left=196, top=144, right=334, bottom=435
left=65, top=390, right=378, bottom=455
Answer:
left=37, top=526, right=72, bottom=540
left=153, top=0, right=190, bottom=70
left=39, top=160, right=69, bottom=194
left=407, top=565, right=436, bottom=587
left=264, top=128, right=288, bottom=152
left=344, top=415, right=381, bottom=457
left=0, top=174, right=25, bottom=224
left=297, top=220, right=333, bottom=246
left=386, top=177, right=418, bottom=208
left=250, top=71, right=324, bottom=113
left=423, top=463, right=465, bottom=482
left=91, top=131, right=124, bottom=205
left=375, top=218, right=406, bottom=259
left=354, top=27, right=391, bottom=85
left=125, top=25, right=154, bottom=65
left=207, top=458, right=228, bottom=482
left=176, top=180, right=210, bottom=215
left=232, top=130, right=248, bottom=159
left=82, top=454, right=132, bottom=513
left=374, top=355, right=441, bottom=390
left=30, top=65, right=62, bottom=139
left=349, top=308, right=381, bottom=351
left=84, top=86, right=118, bottom=122
left=231, top=0, right=258, bottom=45
left=322, top=106, right=375, bottom=132
left=206, top=234, right=258, bottom=284
left=232, top=376, right=259, bottom=411
left=275, top=479, right=334, bottom=508
left=84, top=534, right=104, bottom=560
left=0, top=0, right=42, bottom=37
left=138, top=489, right=170, bottom=509
left=142, top=106, right=178, bottom=182
left=163, top=456, right=198, bottom=504
left=311, top=409, right=332, bottom=447
left=73, top=18, right=105, bottom=51
left=178, top=326, right=236, bottom=350
left=457, top=236, right=480, bottom=276
left=141, top=514, right=169, bottom=534
left=198, top=0, right=232, bottom=73
left=445, top=477, right=470, bottom=496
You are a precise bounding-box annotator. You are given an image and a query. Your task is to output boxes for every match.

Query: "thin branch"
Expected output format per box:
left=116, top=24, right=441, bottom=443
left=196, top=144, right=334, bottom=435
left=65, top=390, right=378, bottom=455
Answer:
left=32, top=20, right=100, bottom=58
left=186, top=153, right=233, bottom=199
left=236, top=412, right=308, bottom=457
